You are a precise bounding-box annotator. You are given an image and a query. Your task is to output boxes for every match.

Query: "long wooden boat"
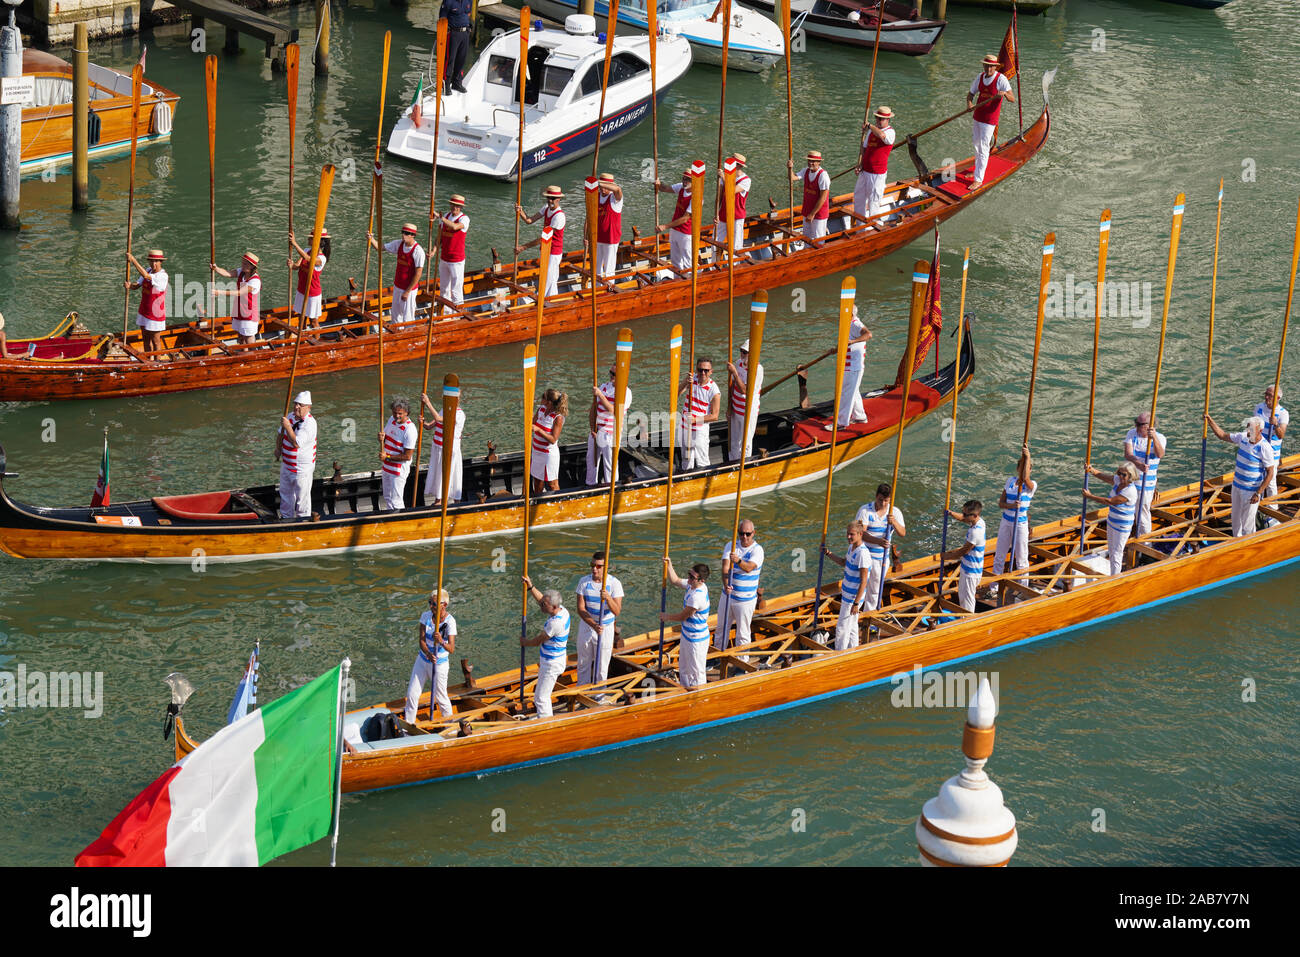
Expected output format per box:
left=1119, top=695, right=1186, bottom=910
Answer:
left=20, top=49, right=179, bottom=177
left=748, top=0, right=946, bottom=56
left=0, top=103, right=1049, bottom=401
left=0, top=325, right=972, bottom=562
left=172, top=454, right=1300, bottom=792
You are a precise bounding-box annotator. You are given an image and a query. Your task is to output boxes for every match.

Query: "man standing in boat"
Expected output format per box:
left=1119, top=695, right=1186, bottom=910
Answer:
left=124, top=248, right=168, bottom=356
left=439, top=195, right=470, bottom=313
left=210, top=252, right=262, bottom=345
left=941, top=500, right=986, bottom=613
left=854, top=106, right=896, bottom=226
left=520, top=576, right=570, bottom=718
left=404, top=588, right=456, bottom=725
left=515, top=186, right=565, bottom=298
left=839, top=305, right=872, bottom=427
left=822, top=520, right=871, bottom=650
left=366, top=223, right=426, bottom=324
left=587, top=365, right=630, bottom=486
left=1253, top=385, right=1288, bottom=502
left=1083, top=462, right=1139, bottom=576
left=717, top=519, right=763, bottom=659
left=440, top=0, right=472, bottom=95
left=855, top=482, right=905, bottom=612
left=661, top=559, right=711, bottom=688
left=790, top=150, right=831, bottom=246
left=276, top=390, right=317, bottom=520
left=1205, top=413, right=1277, bottom=537
left=1124, top=411, right=1166, bottom=536
left=680, top=356, right=721, bottom=469
left=726, top=339, right=764, bottom=461
left=988, top=447, right=1034, bottom=598
left=655, top=166, right=700, bottom=274
left=714, top=154, right=750, bottom=259
left=421, top=390, right=465, bottom=504
left=380, top=397, right=418, bottom=511
left=575, top=550, right=623, bottom=687
left=967, top=53, right=1014, bottom=191
left=289, top=228, right=329, bottom=329
left=594, top=173, right=623, bottom=278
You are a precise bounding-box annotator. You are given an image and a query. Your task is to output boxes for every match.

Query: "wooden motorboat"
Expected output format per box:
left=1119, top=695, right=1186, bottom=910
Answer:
left=0, top=324, right=972, bottom=562
left=19, top=49, right=179, bottom=177
left=749, top=0, right=945, bottom=56
left=0, top=101, right=1048, bottom=401
left=387, top=17, right=692, bottom=179
left=170, top=454, right=1300, bottom=792
left=943, top=0, right=1058, bottom=13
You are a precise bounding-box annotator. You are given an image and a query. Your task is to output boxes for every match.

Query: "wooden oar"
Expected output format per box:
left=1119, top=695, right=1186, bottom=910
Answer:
left=687, top=162, right=704, bottom=372
left=938, top=249, right=970, bottom=587
left=1001, top=233, right=1054, bottom=607
left=513, top=9, right=530, bottom=284
left=860, top=0, right=885, bottom=131
left=593, top=329, right=634, bottom=684
left=724, top=156, right=737, bottom=451
left=360, top=32, right=391, bottom=312
left=874, top=262, right=928, bottom=613
left=425, top=21, right=448, bottom=298
left=1197, top=182, right=1224, bottom=521
left=1079, top=210, right=1111, bottom=551
left=286, top=44, right=299, bottom=317
left=520, top=345, right=538, bottom=709
left=1136, top=194, right=1185, bottom=532
left=714, top=0, right=732, bottom=200
left=586, top=175, right=600, bottom=389
left=534, top=227, right=552, bottom=353
left=812, top=278, right=853, bottom=631
left=657, top=324, right=683, bottom=669
left=760, top=347, right=836, bottom=397
left=648, top=1, right=661, bottom=232
left=205, top=55, right=217, bottom=321
left=376, top=168, right=386, bottom=428
left=282, top=165, right=337, bottom=428
left=781, top=0, right=794, bottom=237
left=590, top=0, right=620, bottom=176
left=120, top=64, right=142, bottom=340
left=1267, top=195, right=1300, bottom=490
left=433, top=374, right=460, bottom=697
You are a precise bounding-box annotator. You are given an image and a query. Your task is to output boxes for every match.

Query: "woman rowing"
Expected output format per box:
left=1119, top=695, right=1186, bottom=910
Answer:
left=660, top=559, right=711, bottom=688
left=210, top=252, right=262, bottom=345
left=421, top=390, right=465, bottom=504
left=288, top=228, right=329, bottom=329
left=1083, top=462, right=1138, bottom=575
left=531, top=388, right=568, bottom=494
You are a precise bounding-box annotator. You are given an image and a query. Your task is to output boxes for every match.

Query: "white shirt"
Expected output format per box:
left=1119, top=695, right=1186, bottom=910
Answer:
left=862, top=127, right=897, bottom=149
left=383, top=239, right=428, bottom=268
left=799, top=167, right=831, bottom=191
left=845, top=316, right=868, bottom=371
left=970, top=72, right=1012, bottom=98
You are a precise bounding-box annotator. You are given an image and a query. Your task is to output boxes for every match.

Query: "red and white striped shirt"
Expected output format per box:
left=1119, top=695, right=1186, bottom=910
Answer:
left=729, top=361, right=763, bottom=419
left=382, top=416, right=418, bottom=477
left=533, top=406, right=559, bottom=455
left=681, top=379, right=720, bottom=431
left=280, top=414, right=317, bottom=474
left=433, top=407, right=465, bottom=449
left=595, top=381, right=631, bottom=436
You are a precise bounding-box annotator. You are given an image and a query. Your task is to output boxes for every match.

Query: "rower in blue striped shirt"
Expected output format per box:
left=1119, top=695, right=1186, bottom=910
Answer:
left=940, top=500, right=985, bottom=612
left=823, top=521, right=873, bottom=650
left=1124, top=411, right=1167, bottom=536
left=661, top=559, right=712, bottom=688
left=1252, top=384, right=1288, bottom=499
left=1084, top=462, right=1139, bottom=575
left=717, top=519, right=764, bottom=660
left=1206, top=413, right=1277, bottom=537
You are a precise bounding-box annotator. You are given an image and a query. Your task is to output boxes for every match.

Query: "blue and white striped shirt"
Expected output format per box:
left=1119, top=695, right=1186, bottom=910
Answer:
left=1000, top=477, right=1035, bottom=524
left=722, top=540, right=764, bottom=603
left=960, top=518, right=986, bottom=576
left=1107, top=480, right=1138, bottom=534
left=1253, top=402, right=1288, bottom=460
left=681, top=583, right=710, bottom=643
left=418, top=610, right=456, bottom=665
left=1126, top=428, right=1166, bottom=493
left=539, top=607, right=571, bottom=661
left=577, top=573, right=623, bottom=628
left=840, top=544, right=871, bottom=605
left=1229, top=431, right=1276, bottom=493
left=855, top=503, right=903, bottom=561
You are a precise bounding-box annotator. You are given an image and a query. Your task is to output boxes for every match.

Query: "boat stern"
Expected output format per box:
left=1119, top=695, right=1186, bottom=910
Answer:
left=387, top=105, right=519, bottom=179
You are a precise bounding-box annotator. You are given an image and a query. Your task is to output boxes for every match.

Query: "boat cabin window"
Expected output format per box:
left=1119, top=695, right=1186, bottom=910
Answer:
left=608, top=52, right=649, bottom=85
left=522, top=46, right=547, bottom=105
left=540, top=64, right=574, bottom=108
left=487, top=54, right=515, bottom=87
left=579, top=63, right=602, bottom=97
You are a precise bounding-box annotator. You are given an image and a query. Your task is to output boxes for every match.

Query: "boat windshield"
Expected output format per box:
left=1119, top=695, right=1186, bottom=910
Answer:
left=486, top=54, right=516, bottom=87
left=541, top=65, right=573, bottom=98
left=624, top=0, right=711, bottom=14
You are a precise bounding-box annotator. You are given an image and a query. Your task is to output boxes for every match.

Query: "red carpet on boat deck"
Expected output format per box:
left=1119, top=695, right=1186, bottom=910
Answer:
left=938, top=155, right=1014, bottom=199
left=793, top=382, right=942, bottom=448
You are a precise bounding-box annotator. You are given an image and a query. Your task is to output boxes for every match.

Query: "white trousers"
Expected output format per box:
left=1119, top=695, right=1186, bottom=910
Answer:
left=596, top=242, right=618, bottom=278
left=1231, top=485, right=1260, bottom=538
left=678, top=638, right=708, bottom=688
left=835, top=599, right=861, bottom=651
left=404, top=655, right=451, bottom=724
left=542, top=252, right=561, bottom=297
left=381, top=469, right=409, bottom=511
left=972, top=121, right=996, bottom=183
left=1106, top=522, right=1131, bottom=576
left=232, top=317, right=259, bottom=339
left=585, top=433, right=618, bottom=485
left=713, top=219, right=745, bottom=255
left=862, top=553, right=886, bottom=612
left=728, top=411, right=757, bottom=461
left=992, top=518, right=1029, bottom=586
left=278, top=468, right=313, bottom=518
left=853, top=171, right=887, bottom=221
left=669, top=231, right=692, bottom=271
left=715, top=591, right=756, bottom=652
left=293, top=291, right=323, bottom=320
left=438, top=260, right=465, bottom=309
left=838, top=364, right=866, bottom=426
left=424, top=443, right=463, bottom=501
left=391, top=284, right=418, bottom=323
left=577, top=620, right=616, bottom=685
left=957, top=570, right=980, bottom=612
left=802, top=217, right=828, bottom=242
left=534, top=655, right=566, bottom=718
left=1133, top=484, right=1155, bottom=537
left=682, top=421, right=710, bottom=469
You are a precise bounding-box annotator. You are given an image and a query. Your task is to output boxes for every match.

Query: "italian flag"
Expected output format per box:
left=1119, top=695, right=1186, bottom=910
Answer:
left=76, top=665, right=342, bottom=867
left=90, top=432, right=110, bottom=508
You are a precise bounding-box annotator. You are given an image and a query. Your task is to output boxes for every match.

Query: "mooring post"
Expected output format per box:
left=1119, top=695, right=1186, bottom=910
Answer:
left=225, top=27, right=240, bottom=56
left=314, top=0, right=330, bottom=76
left=936, top=0, right=948, bottom=19
left=73, top=22, right=90, bottom=211
left=0, top=4, right=22, bottom=231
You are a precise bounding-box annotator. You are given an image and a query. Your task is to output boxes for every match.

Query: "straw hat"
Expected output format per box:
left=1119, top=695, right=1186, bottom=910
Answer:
left=598, top=172, right=616, bottom=186
left=293, top=391, right=313, bottom=406
left=401, top=222, right=418, bottom=234
left=544, top=185, right=564, bottom=198
left=982, top=53, right=1000, bottom=66
left=242, top=252, right=259, bottom=266
left=147, top=249, right=165, bottom=261
left=732, top=153, right=747, bottom=166
left=449, top=194, right=466, bottom=206
left=806, top=150, right=823, bottom=162
left=874, top=105, right=893, bottom=119
left=319, top=228, right=331, bottom=239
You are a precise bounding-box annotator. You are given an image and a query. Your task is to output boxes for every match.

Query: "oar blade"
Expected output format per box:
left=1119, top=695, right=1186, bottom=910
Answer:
left=439, top=374, right=461, bottom=503
left=723, top=158, right=738, bottom=255
left=833, top=277, right=855, bottom=424
left=522, top=344, right=538, bottom=480
left=667, top=324, right=683, bottom=455
left=689, top=161, right=705, bottom=271
left=286, top=44, right=299, bottom=142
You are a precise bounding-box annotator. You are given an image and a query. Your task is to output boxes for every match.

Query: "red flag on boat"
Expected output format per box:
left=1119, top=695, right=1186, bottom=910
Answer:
left=91, top=432, right=110, bottom=508
left=410, top=76, right=424, bottom=129
left=897, top=231, right=943, bottom=384
left=999, top=13, right=1018, bottom=79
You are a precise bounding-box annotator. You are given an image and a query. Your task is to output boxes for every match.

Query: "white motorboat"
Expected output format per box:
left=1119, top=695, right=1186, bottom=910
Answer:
left=748, top=0, right=945, bottom=56
left=526, top=0, right=785, bottom=72
left=387, top=15, right=692, bottom=180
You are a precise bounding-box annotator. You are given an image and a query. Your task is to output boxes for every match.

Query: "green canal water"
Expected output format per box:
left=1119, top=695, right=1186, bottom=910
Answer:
left=1, top=0, right=1298, bottom=866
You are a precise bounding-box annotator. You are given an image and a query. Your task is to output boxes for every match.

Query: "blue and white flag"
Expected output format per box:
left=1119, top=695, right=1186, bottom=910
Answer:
left=226, top=641, right=260, bottom=725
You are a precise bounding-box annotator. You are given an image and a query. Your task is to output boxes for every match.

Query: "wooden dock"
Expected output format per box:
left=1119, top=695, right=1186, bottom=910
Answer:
left=165, top=0, right=298, bottom=59
left=476, top=0, right=560, bottom=40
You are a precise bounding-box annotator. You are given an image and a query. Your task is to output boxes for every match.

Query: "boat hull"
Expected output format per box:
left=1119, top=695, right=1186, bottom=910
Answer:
left=748, top=0, right=945, bottom=55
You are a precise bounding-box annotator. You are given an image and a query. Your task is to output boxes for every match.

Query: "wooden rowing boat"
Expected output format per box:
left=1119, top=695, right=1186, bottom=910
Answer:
left=0, top=325, right=972, bottom=561
left=0, top=104, right=1048, bottom=401
left=171, top=454, right=1300, bottom=792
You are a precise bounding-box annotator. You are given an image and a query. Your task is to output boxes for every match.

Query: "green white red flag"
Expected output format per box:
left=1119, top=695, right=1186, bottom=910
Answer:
left=90, top=432, right=110, bottom=507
